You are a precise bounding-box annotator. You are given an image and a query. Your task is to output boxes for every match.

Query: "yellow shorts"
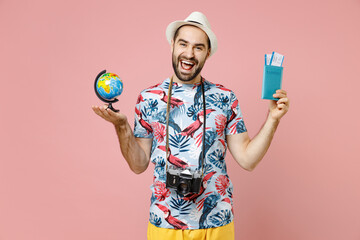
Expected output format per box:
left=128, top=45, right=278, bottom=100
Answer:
left=147, top=221, right=234, bottom=240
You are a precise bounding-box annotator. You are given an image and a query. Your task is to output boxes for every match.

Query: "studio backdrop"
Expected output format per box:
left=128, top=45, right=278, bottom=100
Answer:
left=1, top=0, right=359, bottom=239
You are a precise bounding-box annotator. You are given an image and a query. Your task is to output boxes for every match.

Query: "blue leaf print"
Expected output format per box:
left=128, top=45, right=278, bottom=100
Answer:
left=187, top=103, right=203, bottom=121
left=229, top=92, right=236, bottom=103
left=202, top=163, right=214, bottom=175
left=170, top=104, right=187, bottom=120
left=194, top=81, right=211, bottom=105
left=204, top=131, right=216, bottom=151
left=164, top=81, right=185, bottom=94
left=154, top=156, right=166, bottom=180
left=236, top=119, right=247, bottom=133
left=187, top=101, right=212, bottom=121
left=197, top=131, right=217, bottom=170
left=169, top=194, right=193, bottom=216
left=227, top=186, right=233, bottom=199
left=209, top=209, right=232, bottom=226
left=150, top=212, right=162, bottom=227
left=169, top=129, right=191, bottom=152
left=204, top=82, right=211, bottom=92
left=193, top=85, right=202, bottom=105
left=154, top=109, right=182, bottom=133
left=207, top=93, right=229, bottom=110
left=151, top=138, right=158, bottom=155
left=142, top=98, right=158, bottom=117
left=208, top=149, right=226, bottom=173
left=153, top=109, right=167, bottom=123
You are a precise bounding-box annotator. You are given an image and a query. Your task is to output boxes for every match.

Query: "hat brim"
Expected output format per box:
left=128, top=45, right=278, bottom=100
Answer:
left=166, top=21, right=217, bottom=57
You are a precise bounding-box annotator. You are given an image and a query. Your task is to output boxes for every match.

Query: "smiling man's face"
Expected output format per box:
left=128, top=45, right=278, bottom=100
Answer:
left=171, top=25, right=211, bottom=84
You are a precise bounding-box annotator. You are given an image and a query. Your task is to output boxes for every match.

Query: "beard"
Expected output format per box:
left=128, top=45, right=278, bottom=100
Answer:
left=172, top=53, right=206, bottom=82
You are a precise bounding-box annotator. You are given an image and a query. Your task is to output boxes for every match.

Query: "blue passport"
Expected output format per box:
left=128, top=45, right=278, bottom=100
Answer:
left=262, top=65, right=283, bottom=100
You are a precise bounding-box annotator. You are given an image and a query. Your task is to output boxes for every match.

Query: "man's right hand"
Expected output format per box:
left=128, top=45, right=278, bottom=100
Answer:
left=92, top=105, right=128, bottom=126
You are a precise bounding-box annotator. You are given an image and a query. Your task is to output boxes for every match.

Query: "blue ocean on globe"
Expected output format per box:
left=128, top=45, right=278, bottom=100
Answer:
left=96, top=73, right=123, bottom=100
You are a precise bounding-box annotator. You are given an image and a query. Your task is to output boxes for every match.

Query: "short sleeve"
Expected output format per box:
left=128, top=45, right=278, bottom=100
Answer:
left=225, top=91, right=247, bottom=135
left=133, top=92, right=153, bottom=138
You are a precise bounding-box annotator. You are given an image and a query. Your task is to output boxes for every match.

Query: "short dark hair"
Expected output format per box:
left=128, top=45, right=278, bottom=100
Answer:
left=173, top=25, right=211, bottom=50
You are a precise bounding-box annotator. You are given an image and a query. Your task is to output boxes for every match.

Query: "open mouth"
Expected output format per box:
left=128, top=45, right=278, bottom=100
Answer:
left=180, top=60, right=195, bottom=71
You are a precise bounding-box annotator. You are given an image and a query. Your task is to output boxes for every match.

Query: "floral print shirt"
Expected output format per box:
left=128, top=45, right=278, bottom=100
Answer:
left=133, top=78, right=247, bottom=229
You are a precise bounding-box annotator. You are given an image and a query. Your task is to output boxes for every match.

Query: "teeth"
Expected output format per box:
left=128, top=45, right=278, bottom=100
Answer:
left=182, top=60, right=194, bottom=65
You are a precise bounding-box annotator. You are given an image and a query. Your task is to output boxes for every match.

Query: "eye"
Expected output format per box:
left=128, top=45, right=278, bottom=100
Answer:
left=179, top=43, right=186, bottom=47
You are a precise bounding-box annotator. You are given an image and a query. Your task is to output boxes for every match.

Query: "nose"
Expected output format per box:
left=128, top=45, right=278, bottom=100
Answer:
left=183, top=46, right=194, bottom=59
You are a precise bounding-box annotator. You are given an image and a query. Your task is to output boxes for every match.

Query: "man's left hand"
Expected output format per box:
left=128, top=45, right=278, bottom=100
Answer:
left=269, top=90, right=290, bottom=121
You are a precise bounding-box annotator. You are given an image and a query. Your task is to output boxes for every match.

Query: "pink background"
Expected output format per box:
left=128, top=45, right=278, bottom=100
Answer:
left=1, top=0, right=359, bottom=239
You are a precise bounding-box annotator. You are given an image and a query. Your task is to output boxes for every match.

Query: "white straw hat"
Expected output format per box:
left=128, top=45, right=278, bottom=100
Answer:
left=166, top=11, right=218, bottom=57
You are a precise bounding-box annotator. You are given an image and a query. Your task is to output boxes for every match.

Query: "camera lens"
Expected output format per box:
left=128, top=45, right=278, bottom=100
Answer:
left=178, top=180, right=190, bottom=194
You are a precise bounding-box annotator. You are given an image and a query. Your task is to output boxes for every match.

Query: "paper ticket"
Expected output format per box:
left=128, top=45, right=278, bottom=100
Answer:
left=270, top=52, right=284, bottom=67
left=265, top=54, right=272, bottom=65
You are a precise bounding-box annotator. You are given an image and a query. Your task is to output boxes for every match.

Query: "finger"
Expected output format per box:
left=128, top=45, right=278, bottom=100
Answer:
left=274, top=90, right=287, bottom=99
left=277, top=98, right=289, bottom=105
left=106, top=107, right=117, bottom=116
left=276, top=89, right=287, bottom=95
left=277, top=103, right=287, bottom=110
left=273, top=93, right=287, bottom=99
left=97, top=105, right=113, bottom=118
left=92, top=105, right=103, bottom=115
left=99, top=105, right=110, bottom=113
left=103, top=105, right=118, bottom=115
left=92, top=106, right=107, bottom=119
left=101, top=107, right=112, bottom=118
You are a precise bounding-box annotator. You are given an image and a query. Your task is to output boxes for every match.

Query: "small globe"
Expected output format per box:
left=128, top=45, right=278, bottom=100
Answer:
left=95, top=73, right=123, bottom=100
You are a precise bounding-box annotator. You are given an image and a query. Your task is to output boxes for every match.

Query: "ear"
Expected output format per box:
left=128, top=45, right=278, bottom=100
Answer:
left=206, top=48, right=211, bottom=60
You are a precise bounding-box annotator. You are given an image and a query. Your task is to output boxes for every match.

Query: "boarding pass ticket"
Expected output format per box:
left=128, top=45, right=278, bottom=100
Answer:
left=265, top=52, right=284, bottom=67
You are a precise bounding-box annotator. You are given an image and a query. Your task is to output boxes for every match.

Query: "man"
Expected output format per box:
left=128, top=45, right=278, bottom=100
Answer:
left=92, top=11, right=289, bottom=240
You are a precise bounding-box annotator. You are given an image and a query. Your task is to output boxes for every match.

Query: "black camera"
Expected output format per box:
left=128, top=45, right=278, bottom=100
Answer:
left=166, top=166, right=203, bottom=194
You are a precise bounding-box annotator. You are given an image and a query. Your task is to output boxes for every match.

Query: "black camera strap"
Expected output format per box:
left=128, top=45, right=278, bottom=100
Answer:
left=165, top=77, right=206, bottom=177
